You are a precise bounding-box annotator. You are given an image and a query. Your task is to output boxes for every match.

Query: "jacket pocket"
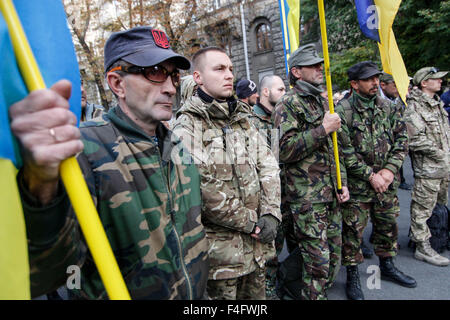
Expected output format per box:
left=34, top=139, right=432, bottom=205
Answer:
left=206, top=230, right=244, bottom=267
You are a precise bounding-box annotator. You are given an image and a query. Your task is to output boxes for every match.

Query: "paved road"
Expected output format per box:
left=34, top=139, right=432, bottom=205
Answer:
left=280, top=156, right=450, bottom=300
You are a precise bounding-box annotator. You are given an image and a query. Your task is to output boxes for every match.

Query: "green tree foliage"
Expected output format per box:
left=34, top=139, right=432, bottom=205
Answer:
left=299, top=0, right=449, bottom=89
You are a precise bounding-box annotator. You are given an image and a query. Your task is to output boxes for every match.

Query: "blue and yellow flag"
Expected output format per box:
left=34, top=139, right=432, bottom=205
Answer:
left=0, top=0, right=80, bottom=299
left=355, top=0, right=409, bottom=104
left=278, top=0, right=300, bottom=74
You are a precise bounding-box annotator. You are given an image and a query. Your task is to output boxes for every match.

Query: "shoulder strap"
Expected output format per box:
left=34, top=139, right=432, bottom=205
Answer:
left=340, top=98, right=353, bottom=125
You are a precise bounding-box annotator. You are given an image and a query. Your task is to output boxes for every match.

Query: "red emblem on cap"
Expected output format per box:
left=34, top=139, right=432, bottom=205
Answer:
left=151, top=29, right=170, bottom=49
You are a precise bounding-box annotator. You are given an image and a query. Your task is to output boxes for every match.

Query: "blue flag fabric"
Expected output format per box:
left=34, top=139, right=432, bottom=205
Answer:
left=355, top=0, right=380, bottom=42
left=0, top=0, right=81, bottom=166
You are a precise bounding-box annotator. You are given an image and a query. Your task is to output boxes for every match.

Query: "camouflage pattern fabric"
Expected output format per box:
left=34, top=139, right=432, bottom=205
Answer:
left=173, top=93, right=281, bottom=286
left=272, top=80, right=348, bottom=206
left=207, top=266, right=266, bottom=300
left=405, top=88, right=450, bottom=180
left=410, top=178, right=449, bottom=243
left=249, top=102, right=275, bottom=149
left=336, top=92, right=407, bottom=264
left=291, top=202, right=342, bottom=300
left=272, top=80, right=348, bottom=300
left=20, top=106, right=209, bottom=300
left=405, top=88, right=450, bottom=242
left=335, top=92, right=408, bottom=202
left=341, top=198, right=399, bottom=265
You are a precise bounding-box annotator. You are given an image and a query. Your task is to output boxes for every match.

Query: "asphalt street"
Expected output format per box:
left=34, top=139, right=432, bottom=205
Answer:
left=280, top=155, right=450, bottom=300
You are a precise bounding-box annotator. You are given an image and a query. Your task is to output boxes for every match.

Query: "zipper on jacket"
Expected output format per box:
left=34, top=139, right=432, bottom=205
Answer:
left=157, top=147, right=193, bottom=300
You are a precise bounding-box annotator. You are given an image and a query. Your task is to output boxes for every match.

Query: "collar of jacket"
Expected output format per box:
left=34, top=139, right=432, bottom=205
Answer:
left=107, top=106, right=174, bottom=161
left=352, top=91, right=377, bottom=109
left=254, top=102, right=272, bottom=117
left=197, top=87, right=239, bottom=118
left=410, top=87, right=442, bottom=108
left=294, top=80, right=324, bottom=97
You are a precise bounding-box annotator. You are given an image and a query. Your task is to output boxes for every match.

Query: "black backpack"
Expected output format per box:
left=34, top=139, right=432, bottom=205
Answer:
left=427, top=204, right=449, bottom=253
left=409, top=204, right=449, bottom=253
left=276, top=247, right=304, bottom=300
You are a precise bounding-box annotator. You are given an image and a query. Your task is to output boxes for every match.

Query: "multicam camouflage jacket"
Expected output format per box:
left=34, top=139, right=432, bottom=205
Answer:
left=173, top=93, right=281, bottom=280
left=272, top=80, right=348, bottom=210
left=405, top=88, right=450, bottom=179
left=335, top=92, right=409, bottom=202
left=19, top=106, right=209, bottom=300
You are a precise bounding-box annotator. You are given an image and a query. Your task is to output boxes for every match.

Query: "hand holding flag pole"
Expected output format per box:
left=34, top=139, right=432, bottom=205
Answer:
left=317, top=0, right=342, bottom=192
left=0, top=0, right=131, bottom=300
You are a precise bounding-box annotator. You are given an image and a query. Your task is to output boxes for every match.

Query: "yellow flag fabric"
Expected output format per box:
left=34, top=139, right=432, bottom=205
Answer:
left=0, top=159, right=30, bottom=300
left=374, top=0, right=409, bottom=104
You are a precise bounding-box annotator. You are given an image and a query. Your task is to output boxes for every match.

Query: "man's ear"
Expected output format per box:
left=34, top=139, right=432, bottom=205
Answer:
left=262, top=87, right=270, bottom=98
left=193, top=70, right=202, bottom=86
left=106, top=72, right=126, bottom=99
left=290, top=67, right=303, bottom=81
left=350, top=80, right=359, bottom=91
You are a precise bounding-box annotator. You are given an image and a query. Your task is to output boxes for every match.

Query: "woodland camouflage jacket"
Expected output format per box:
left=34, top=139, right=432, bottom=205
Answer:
left=20, top=106, right=209, bottom=300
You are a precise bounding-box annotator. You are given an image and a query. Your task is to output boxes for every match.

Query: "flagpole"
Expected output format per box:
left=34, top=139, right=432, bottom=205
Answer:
left=0, top=0, right=131, bottom=300
left=317, top=0, right=342, bottom=192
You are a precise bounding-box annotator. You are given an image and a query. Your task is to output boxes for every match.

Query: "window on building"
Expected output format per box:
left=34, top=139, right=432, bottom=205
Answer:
left=255, top=23, right=272, bottom=52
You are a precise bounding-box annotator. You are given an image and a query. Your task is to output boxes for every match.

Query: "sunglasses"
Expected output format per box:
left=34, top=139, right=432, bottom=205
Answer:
left=109, top=64, right=180, bottom=87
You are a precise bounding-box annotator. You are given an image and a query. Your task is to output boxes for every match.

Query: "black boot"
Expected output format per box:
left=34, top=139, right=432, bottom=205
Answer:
left=361, top=239, right=373, bottom=259
left=346, top=266, right=364, bottom=300
left=379, top=257, right=417, bottom=288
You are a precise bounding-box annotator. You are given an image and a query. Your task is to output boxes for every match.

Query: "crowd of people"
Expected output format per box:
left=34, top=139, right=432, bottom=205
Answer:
left=9, top=25, right=449, bottom=300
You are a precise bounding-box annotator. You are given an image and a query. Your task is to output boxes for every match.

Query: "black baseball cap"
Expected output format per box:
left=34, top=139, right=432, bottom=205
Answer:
left=348, top=61, right=382, bottom=81
left=104, top=26, right=190, bottom=72
left=236, top=79, right=258, bottom=99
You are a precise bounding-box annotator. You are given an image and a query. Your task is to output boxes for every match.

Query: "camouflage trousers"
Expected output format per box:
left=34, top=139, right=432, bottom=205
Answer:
left=342, top=197, right=399, bottom=266
left=410, top=177, right=449, bottom=243
left=207, top=265, right=266, bottom=300
left=290, top=202, right=342, bottom=300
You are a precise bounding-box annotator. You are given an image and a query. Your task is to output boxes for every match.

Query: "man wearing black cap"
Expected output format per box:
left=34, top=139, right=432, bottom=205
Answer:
left=336, top=61, right=416, bottom=300
left=9, top=26, right=209, bottom=299
left=272, top=43, right=350, bottom=300
left=236, top=79, right=259, bottom=107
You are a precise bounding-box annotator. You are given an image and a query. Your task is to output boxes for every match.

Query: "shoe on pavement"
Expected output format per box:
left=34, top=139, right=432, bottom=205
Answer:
left=415, top=241, right=450, bottom=266
left=346, top=266, right=364, bottom=300
left=379, top=257, right=417, bottom=288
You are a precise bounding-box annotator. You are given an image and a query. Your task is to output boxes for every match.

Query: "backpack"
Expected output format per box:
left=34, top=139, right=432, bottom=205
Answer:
left=276, top=247, right=304, bottom=300
left=408, top=204, right=449, bottom=253
left=427, top=204, right=449, bottom=253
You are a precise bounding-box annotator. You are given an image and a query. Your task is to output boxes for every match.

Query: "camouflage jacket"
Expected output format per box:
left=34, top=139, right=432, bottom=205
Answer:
left=173, top=93, right=281, bottom=280
left=20, top=106, right=209, bottom=299
left=335, top=92, right=408, bottom=202
left=272, top=80, right=348, bottom=210
left=405, top=88, right=450, bottom=179
left=249, top=102, right=275, bottom=148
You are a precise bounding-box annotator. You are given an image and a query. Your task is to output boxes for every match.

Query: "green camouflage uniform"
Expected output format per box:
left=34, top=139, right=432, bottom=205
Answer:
left=173, top=92, right=281, bottom=300
left=335, top=92, right=408, bottom=266
left=272, top=80, right=348, bottom=300
left=405, top=88, right=450, bottom=243
left=19, top=106, right=209, bottom=300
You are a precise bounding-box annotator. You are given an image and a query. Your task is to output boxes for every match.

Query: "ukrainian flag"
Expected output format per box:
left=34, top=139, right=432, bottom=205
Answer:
left=0, top=0, right=80, bottom=299
left=355, top=0, right=409, bottom=104
left=278, top=0, right=300, bottom=74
